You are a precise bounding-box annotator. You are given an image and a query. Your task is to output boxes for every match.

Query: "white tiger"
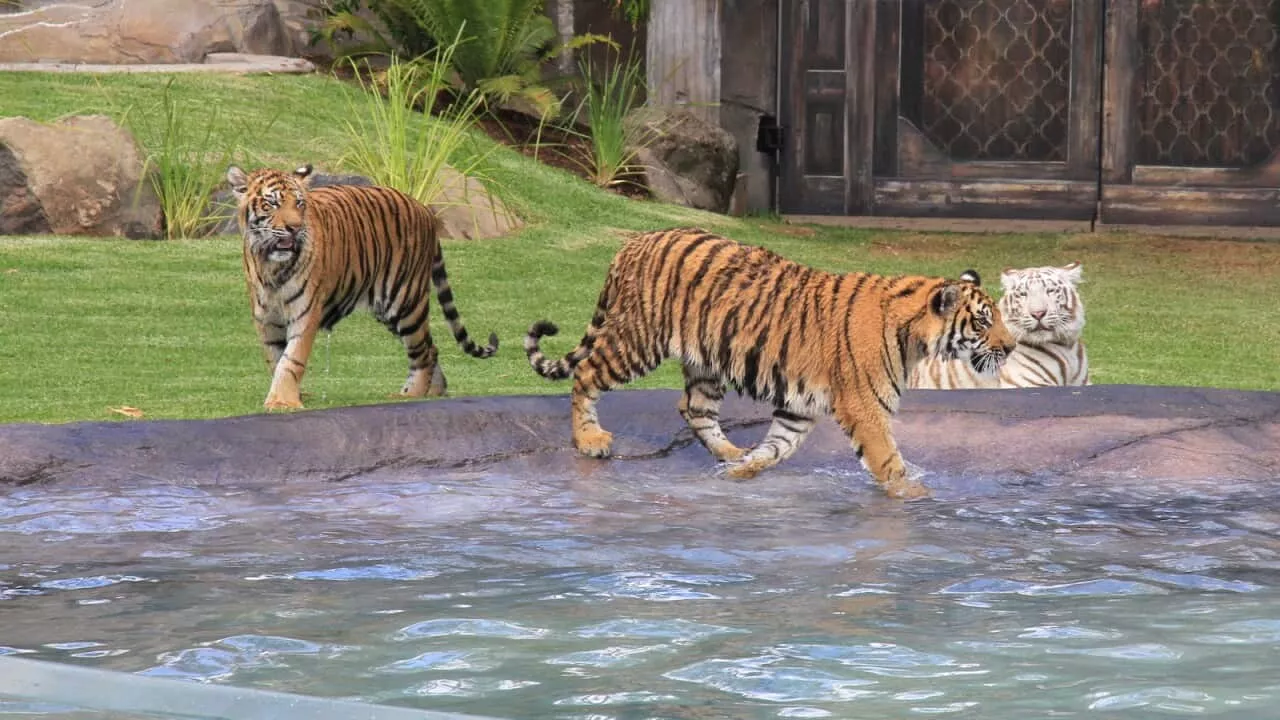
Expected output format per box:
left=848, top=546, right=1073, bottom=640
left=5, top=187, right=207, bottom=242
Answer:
left=909, top=262, right=1089, bottom=389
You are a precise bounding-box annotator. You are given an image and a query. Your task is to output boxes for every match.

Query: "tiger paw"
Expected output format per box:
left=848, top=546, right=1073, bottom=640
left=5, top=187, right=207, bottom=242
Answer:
left=574, top=429, right=614, bottom=458
left=264, top=396, right=304, bottom=412
left=883, top=479, right=931, bottom=501
left=263, top=397, right=303, bottom=409
left=724, top=458, right=767, bottom=481
left=710, top=444, right=748, bottom=463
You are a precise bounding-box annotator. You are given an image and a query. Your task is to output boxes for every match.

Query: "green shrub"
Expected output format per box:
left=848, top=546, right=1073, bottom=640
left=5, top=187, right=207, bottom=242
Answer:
left=568, top=49, right=654, bottom=189
left=122, top=79, right=275, bottom=239
left=340, top=37, right=501, bottom=214
left=314, top=0, right=613, bottom=119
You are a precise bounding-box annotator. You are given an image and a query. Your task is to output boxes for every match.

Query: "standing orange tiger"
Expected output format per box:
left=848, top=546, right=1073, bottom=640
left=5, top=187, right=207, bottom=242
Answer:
left=524, top=228, right=1016, bottom=499
left=226, top=164, right=498, bottom=411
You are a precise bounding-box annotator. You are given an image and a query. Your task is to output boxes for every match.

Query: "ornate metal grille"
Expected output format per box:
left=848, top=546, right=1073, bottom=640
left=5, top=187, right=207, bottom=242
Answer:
left=919, top=0, right=1073, bottom=162
left=1138, top=0, right=1280, bottom=167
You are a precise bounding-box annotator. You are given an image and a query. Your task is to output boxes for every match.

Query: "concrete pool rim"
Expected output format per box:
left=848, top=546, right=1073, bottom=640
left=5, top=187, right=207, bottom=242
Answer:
left=1, top=385, right=1276, bottom=491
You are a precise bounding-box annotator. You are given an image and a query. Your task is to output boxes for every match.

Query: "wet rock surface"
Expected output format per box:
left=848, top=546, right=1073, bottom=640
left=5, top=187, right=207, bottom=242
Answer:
left=1, top=385, right=1276, bottom=492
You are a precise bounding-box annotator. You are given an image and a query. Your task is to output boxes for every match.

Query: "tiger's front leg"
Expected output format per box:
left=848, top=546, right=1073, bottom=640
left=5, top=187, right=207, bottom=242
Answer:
left=254, top=314, right=288, bottom=372
left=840, top=409, right=929, bottom=500
left=725, top=408, right=815, bottom=480
left=264, top=312, right=321, bottom=412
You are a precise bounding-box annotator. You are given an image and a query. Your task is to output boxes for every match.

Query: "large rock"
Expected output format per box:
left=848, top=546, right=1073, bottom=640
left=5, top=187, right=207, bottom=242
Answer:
left=432, top=165, right=523, bottom=240
left=0, top=0, right=296, bottom=64
left=0, top=115, right=161, bottom=239
left=209, top=168, right=522, bottom=240
left=625, top=107, right=740, bottom=213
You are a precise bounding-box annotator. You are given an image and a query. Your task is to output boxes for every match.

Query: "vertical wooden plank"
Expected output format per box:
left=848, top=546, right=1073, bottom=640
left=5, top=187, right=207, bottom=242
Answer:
left=778, top=0, right=805, bottom=212
left=1102, top=0, right=1137, bottom=184
left=646, top=0, right=721, bottom=124
left=874, top=0, right=902, bottom=177
left=846, top=0, right=876, bottom=213
left=1066, top=0, right=1103, bottom=181
left=898, top=0, right=925, bottom=127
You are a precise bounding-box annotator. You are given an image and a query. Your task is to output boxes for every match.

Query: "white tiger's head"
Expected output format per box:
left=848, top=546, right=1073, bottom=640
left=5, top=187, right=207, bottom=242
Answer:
left=998, top=262, right=1085, bottom=346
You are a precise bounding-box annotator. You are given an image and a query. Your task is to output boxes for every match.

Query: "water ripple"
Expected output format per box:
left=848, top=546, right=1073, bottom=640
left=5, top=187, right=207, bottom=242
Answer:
left=552, top=691, right=679, bottom=706
left=939, top=577, right=1167, bottom=597
left=774, top=643, right=984, bottom=679
left=1195, top=618, right=1280, bottom=645
left=1045, top=643, right=1183, bottom=661
left=1087, top=686, right=1214, bottom=712
left=573, top=618, right=746, bottom=642
left=379, top=650, right=493, bottom=673
left=393, top=618, right=549, bottom=641
left=37, top=574, right=151, bottom=591
left=664, top=657, right=881, bottom=703
left=546, top=644, right=674, bottom=668
left=580, top=571, right=753, bottom=601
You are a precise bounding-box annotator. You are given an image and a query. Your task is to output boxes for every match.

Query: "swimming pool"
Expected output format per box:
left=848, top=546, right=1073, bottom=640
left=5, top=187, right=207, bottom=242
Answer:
left=1, top=387, right=1278, bottom=718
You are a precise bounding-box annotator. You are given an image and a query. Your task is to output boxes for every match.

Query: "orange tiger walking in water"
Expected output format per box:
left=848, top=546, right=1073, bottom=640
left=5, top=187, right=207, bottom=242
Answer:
left=227, top=164, right=498, bottom=411
left=524, top=228, right=1015, bottom=499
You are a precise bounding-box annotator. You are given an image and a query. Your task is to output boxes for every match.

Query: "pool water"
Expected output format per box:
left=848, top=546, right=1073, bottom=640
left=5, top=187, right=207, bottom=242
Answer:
left=2, top=453, right=1279, bottom=719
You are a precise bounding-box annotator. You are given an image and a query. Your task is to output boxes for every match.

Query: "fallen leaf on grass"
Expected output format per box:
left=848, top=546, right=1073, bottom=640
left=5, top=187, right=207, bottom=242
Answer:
left=4, top=268, right=17, bottom=274
left=109, top=406, right=145, bottom=419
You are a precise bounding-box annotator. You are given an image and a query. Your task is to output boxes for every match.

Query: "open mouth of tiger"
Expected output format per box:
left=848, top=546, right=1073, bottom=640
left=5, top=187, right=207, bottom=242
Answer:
left=259, top=237, right=298, bottom=263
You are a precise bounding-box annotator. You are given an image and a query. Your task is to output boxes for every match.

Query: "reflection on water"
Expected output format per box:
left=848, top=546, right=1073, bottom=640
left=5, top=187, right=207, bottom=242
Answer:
left=2, top=456, right=1280, bottom=719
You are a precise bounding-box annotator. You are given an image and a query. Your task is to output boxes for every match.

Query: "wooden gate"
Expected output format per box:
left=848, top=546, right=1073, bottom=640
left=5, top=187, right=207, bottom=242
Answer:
left=780, top=0, right=1280, bottom=226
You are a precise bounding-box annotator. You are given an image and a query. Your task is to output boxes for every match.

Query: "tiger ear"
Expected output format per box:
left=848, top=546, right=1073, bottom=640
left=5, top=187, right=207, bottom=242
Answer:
left=930, top=284, right=962, bottom=317
left=959, top=269, right=981, bottom=286
left=294, top=164, right=314, bottom=185
left=226, top=166, right=248, bottom=198
left=999, top=266, right=1020, bottom=290
left=1061, top=260, right=1083, bottom=284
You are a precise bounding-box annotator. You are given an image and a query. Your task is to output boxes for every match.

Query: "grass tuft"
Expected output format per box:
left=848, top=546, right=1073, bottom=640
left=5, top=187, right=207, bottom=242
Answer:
left=121, top=78, right=275, bottom=239
left=340, top=36, right=497, bottom=210
left=568, top=49, right=652, bottom=190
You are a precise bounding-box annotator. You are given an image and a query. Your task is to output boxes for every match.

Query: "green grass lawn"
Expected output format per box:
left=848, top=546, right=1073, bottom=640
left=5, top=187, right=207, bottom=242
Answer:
left=1, top=72, right=1277, bottom=425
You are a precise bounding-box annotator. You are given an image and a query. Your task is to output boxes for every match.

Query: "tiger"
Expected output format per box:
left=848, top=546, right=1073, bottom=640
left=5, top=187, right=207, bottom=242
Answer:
left=909, top=262, right=1088, bottom=389
left=523, top=228, right=1016, bottom=499
left=226, top=163, right=498, bottom=411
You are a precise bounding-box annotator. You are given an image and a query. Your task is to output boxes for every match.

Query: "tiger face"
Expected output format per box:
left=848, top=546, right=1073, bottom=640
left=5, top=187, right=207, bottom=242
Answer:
left=928, top=270, right=1015, bottom=376
left=999, top=262, right=1085, bottom=346
left=226, top=164, right=314, bottom=267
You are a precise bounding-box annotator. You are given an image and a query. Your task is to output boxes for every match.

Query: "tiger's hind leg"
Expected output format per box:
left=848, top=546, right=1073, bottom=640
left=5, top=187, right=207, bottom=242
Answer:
left=725, top=408, right=815, bottom=480
left=678, top=364, right=745, bottom=462
left=387, top=305, right=447, bottom=398
left=570, top=329, right=662, bottom=458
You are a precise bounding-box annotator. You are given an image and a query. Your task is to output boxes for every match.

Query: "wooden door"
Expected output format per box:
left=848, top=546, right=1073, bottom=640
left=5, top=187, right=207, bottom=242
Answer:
left=1101, top=0, right=1280, bottom=226
left=778, top=0, right=874, bottom=214
left=780, top=0, right=1105, bottom=219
